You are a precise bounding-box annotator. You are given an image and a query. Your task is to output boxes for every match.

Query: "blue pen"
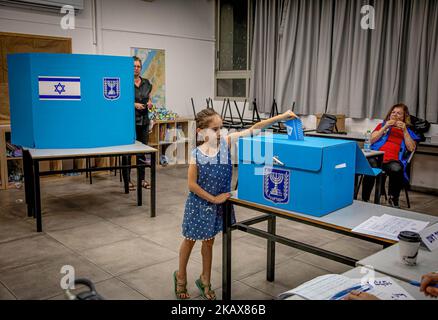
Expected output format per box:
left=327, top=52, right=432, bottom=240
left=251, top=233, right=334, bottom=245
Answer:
left=409, top=280, right=438, bottom=289
left=330, top=284, right=372, bottom=300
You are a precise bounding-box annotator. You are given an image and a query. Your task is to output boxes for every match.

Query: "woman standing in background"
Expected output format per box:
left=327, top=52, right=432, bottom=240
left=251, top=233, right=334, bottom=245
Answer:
left=122, top=56, right=153, bottom=190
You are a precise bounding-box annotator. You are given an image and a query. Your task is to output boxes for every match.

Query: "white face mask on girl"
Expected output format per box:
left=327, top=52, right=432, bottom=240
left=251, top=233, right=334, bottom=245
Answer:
left=198, top=128, right=219, bottom=145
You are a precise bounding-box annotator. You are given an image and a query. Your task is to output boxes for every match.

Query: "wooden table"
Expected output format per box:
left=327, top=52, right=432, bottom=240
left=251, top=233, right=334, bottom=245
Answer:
left=23, top=141, right=157, bottom=232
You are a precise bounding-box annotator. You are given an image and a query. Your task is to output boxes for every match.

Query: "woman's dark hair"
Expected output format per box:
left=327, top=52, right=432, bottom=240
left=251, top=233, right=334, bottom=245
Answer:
left=133, top=56, right=142, bottom=67
left=195, top=108, right=220, bottom=145
left=384, top=103, right=412, bottom=126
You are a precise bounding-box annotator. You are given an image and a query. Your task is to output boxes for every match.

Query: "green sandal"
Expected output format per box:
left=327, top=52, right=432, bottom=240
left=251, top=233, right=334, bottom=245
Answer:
left=195, top=277, right=216, bottom=300
left=173, top=271, right=190, bottom=300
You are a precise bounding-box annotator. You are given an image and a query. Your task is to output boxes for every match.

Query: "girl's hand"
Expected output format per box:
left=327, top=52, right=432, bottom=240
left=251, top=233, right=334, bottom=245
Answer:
left=212, top=193, right=231, bottom=204
left=280, top=110, right=297, bottom=120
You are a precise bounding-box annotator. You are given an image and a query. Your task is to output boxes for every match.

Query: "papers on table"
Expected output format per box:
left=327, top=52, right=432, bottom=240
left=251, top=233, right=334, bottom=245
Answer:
left=279, top=274, right=357, bottom=300
left=420, top=223, right=438, bottom=251
left=368, top=276, right=414, bottom=300
left=279, top=274, right=414, bottom=300
left=351, top=214, right=429, bottom=241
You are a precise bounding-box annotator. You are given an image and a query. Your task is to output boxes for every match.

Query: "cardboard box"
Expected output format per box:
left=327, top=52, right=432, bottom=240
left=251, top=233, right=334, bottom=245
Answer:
left=238, top=134, right=356, bottom=217
left=7, top=53, right=135, bottom=149
left=315, top=113, right=346, bottom=133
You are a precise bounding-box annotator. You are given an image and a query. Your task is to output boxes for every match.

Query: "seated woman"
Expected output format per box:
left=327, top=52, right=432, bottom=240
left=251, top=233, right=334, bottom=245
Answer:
left=362, top=103, right=420, bottom=207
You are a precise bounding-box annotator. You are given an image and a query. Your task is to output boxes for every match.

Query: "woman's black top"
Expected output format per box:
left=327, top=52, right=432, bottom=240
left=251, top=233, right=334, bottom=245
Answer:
left=135, top=77, right=152, bottom=126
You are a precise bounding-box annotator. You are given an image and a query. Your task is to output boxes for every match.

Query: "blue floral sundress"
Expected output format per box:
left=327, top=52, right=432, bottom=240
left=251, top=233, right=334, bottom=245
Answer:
left=182, top=138, right=236, bottom=241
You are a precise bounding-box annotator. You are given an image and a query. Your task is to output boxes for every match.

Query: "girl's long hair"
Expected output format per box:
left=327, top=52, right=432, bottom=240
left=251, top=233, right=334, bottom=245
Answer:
left=195, top=108, right=220, bottom=146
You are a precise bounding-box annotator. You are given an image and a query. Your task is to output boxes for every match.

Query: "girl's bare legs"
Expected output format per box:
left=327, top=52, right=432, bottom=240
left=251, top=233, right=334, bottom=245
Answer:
left=176, top=238, right=196, bottom=299
left=200, top=238, right=215, bottom=299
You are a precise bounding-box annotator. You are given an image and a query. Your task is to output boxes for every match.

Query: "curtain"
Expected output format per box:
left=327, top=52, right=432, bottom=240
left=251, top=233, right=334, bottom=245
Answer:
left=251, top=0, right=438, bottom=122
left=249, top=0, right=281, bottom=113
left=276, top=0, right=334, bottom=115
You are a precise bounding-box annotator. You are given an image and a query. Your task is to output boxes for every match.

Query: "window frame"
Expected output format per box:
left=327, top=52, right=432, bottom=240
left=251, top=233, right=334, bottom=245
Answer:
left=214, top=0, right=253, bottom=101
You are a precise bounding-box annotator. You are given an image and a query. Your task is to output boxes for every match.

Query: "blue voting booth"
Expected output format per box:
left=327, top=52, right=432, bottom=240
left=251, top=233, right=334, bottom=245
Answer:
left=7, top=53, right=135, bottom=149
left=238, top=134, right=376, bottom=217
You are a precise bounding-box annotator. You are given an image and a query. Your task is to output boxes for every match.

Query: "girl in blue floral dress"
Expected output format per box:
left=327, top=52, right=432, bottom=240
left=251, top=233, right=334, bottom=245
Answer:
left=174, top=108, right=296, bottom=300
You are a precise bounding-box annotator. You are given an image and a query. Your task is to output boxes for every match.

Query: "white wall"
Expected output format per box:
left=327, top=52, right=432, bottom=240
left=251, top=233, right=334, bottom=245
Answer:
left=0, top=0, right=95, bottom=53
left=0, top=0, right=215, bottom=118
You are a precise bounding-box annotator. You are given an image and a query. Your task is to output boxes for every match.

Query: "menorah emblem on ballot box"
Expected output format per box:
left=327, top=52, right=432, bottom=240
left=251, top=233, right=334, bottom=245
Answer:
left=263, top=167, right=290, bottom=204
left=103, top=77, right=120, bottom=100
left=269, top=172, right=284, bottom=196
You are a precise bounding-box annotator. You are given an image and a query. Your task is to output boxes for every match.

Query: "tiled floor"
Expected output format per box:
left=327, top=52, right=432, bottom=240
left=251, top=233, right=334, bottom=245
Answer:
left=0, top=166, right=437, bottom=300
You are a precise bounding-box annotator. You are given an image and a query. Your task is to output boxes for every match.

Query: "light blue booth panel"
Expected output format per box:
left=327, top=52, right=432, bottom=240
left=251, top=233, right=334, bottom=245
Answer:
left=7, top=53, right=135, bottom=149
left=238, top=135, right=357, bottom=217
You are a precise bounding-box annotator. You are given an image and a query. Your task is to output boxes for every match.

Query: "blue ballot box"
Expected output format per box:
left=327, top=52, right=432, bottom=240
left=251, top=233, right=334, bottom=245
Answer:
left=238, top=134, right=357, bottom=217
left=7, top=53, right=135, bottom=149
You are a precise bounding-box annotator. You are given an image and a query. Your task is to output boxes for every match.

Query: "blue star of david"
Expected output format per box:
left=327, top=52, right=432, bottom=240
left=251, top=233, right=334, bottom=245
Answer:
left=54, top=83, right=66, bottom=95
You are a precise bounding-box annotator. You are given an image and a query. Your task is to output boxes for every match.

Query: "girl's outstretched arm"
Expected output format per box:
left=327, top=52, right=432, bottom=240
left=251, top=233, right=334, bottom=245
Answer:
left=187, top=162, right=230, bottom=204
left=226, top=110, right=297, bottom=146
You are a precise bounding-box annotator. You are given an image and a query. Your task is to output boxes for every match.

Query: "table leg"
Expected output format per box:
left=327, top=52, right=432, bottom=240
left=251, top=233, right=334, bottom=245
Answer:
left=33, top=160, right=42, bottom=232
left=354, top=174, right=359, bottom=200
left=374, top=174, right=382, bottom=205
left=23, top=150, right=34, bottom=218
left=374, top=154, right=384, bottom=205
left=137, top=154, right=142, bottom=206
left=119, top=156, right=122, bottom=182
left=150, top=152, right=156, bottom=218
left=222, top=201, right=232, bottom=301
left=122, top=155, right=129, bottom=194
left=267, top=215, right=276, bottom=282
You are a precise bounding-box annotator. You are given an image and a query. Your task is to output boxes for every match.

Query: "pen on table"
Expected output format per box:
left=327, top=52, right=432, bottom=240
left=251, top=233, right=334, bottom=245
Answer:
left=330, top=284, right=371, bottom=300
left=409, top=280, right=438, bottom=289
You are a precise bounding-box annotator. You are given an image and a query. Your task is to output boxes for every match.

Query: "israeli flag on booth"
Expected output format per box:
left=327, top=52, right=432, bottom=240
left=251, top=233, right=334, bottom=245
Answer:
left=38, top=76, right=81, bottom=101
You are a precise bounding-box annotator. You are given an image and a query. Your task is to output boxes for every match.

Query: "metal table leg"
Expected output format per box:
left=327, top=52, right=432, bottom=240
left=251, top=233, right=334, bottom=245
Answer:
left=23, top=150, right=34, bottom=218
left=267, top=215, right=276, bottom=282
left=374, top=154, right=384, bottom=204
left=150, top=152, right=156, bottom=218
left=33, top=160, right=42, bottom=232
left=137, top=154, right=142, bottom=206
left=222, top=201, right=232, bottom=301
left=122, top=155, right=129, bottom=194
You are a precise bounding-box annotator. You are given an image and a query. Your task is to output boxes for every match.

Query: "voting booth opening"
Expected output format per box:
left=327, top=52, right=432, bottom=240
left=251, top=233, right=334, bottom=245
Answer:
left=7, top=53, right=135, bottom=149
left=238, top=135, right=358, bottom=217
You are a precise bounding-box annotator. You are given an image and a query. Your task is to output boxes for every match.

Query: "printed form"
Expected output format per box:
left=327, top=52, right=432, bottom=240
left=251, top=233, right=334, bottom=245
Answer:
left=351, top=214, right=429, bottom=241
left=279, top=274, right=414, bottom=300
